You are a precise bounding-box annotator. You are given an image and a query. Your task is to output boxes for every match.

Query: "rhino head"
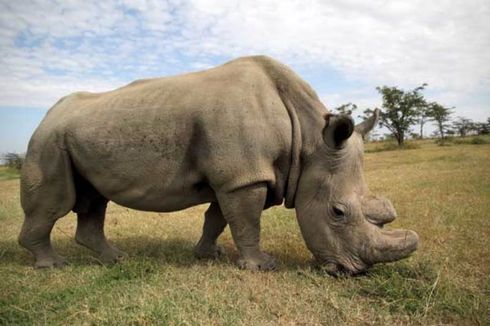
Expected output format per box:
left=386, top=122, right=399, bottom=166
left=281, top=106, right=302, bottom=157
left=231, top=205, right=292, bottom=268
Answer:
left=295, top=109, right=418, bottom=276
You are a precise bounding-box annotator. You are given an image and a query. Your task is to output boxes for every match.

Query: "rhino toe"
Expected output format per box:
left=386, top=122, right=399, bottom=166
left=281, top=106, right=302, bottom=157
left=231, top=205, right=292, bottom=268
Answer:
left=34, top=256, right=69, bottom=269
left=237, top=252, right=276, bottom=271
left=98, top=247, right=127, bottom=265
left=194, top=244, right=225, bottom=260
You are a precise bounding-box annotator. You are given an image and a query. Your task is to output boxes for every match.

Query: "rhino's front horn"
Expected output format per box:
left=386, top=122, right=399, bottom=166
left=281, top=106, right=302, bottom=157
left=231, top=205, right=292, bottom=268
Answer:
left=355, top=108, right=380, bottom=137
left=368, top=229, right=419, bottom=264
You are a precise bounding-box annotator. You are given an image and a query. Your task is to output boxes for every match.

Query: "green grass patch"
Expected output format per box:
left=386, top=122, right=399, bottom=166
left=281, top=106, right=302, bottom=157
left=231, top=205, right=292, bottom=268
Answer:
left=453, top=135, right=490, bottom=145
left=0, top=167, right=20, bottom=181
left=345, top=260, right=485, bottom=324
left=365, top=141, right=420, bottom=153
left=0, top=140, right=489, bottom=324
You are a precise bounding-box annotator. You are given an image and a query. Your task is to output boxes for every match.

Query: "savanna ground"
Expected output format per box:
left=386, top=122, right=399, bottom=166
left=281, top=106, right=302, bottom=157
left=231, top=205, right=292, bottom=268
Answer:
left=0, top=137, right=489, bottom=325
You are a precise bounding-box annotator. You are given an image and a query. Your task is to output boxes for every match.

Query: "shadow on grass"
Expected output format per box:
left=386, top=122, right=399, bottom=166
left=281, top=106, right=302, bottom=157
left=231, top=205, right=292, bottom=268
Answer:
left=0, top=236, right=312, bottom=272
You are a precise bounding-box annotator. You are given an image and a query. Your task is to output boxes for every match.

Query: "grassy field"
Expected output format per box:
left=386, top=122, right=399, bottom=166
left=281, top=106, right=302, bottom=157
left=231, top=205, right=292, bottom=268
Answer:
left=0, top=139, right=489, bottom=325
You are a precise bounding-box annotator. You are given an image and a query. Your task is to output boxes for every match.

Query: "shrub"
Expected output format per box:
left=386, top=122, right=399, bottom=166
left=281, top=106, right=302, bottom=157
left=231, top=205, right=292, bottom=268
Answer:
left=365, top=142, right=420, bottom=153
left=1, top=153, right=24, bottom=170
left=453, top=136, right=489, bottom=145
left=434, top=138, right=452, bottom=146
left=471, top=137, right=488, bottom=145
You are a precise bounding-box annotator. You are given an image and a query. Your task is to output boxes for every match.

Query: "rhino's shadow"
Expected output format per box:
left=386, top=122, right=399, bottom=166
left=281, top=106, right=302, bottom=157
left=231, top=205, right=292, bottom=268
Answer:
left=0, top=236, right=311, bottom=271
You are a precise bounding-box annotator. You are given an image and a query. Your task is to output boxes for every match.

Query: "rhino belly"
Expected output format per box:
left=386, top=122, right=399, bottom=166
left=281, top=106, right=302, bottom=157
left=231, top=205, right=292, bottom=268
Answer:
left=66, top=127, right=216, bottom=212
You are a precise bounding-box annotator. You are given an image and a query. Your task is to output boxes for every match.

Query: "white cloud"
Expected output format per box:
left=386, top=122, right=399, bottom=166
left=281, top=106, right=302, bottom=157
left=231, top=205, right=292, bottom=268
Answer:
left=0, top=0, right=488, bottom=121
left=181, top=0, right=490, bottom=92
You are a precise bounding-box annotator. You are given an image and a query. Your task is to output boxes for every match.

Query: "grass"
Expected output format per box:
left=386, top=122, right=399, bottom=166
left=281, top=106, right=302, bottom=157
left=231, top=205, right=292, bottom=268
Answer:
left=365, top=141, right=420, bottom=153
left=1, top=140, right=489, bottom=325
left=451, top=135, right=490, bottom=145
left=0, top=167, right=20, bottom=181
left=366, top=135, right=490, bottom=152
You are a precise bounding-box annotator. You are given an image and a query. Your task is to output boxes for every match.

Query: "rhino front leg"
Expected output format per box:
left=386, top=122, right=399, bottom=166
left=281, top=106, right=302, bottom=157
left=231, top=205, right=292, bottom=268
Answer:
left=195, top=202, right=227, bottom=259
left=217, top=183, right=276, bottom=271
left=75, top=199, right=127, bottom=265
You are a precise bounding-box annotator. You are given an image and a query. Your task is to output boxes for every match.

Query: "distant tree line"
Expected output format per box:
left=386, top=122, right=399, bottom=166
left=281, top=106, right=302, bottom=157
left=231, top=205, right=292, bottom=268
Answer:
left=334, top=84, right=489, bottom=146
left=1, top=153, right=24, bottom=170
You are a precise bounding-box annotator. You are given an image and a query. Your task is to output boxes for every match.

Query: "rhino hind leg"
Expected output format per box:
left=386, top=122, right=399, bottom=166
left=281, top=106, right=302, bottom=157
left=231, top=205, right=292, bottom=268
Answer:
left=73, top=178, right=126, bottom=265
left=19, top=146, right=76, bottom=268
left=194, top=202, right=227, bottom=259
left=19, top=218, right=69, bottom=268
left=217, top=183, right=276, bottom=271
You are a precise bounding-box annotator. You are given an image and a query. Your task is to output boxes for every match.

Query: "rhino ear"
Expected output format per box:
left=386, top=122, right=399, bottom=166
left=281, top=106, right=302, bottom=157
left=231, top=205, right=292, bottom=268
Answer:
left=322, top=113, right=355, bottom=148
left=355, top=108, right=380, bottom=137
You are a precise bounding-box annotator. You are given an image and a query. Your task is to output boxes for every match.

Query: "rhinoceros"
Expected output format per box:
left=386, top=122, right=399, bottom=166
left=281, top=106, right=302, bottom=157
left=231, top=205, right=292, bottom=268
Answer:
left=19, top=55, right=418, bottom=275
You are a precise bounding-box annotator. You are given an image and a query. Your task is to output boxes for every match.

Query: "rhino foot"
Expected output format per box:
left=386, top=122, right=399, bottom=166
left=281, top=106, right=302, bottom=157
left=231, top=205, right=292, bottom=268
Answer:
left=98, top=246, right=128, bottom=265
left=237, top=252, right=276, bottom=271
left=34, top=255, right=69, bottom=269
left=194, top=244, right=225, bottom=259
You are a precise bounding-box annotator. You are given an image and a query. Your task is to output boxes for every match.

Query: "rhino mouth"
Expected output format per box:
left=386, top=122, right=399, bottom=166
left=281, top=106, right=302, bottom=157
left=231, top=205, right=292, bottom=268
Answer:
left=315, top=226, right=419, bottom=277
left=314, top=255, right=369, bottom=277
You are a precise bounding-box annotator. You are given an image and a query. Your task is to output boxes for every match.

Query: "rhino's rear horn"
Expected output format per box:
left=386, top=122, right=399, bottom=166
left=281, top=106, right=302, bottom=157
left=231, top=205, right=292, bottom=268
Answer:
left=355, top=108, right=380, bottom=137
left=322, top=114, right=354, bottom=148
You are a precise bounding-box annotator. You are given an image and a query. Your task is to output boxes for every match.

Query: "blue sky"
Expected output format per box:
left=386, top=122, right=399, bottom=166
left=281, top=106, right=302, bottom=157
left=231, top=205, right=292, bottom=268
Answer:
left=1, top=0, right=489, bottom=153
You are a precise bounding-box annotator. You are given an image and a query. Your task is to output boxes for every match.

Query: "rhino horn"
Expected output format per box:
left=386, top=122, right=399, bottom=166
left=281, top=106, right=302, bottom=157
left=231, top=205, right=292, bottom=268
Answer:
left=368, top=229, right=419, bottom=264
left=361, top=195, right=397, bottom=227
left=355, top=108, right=380, bottom=137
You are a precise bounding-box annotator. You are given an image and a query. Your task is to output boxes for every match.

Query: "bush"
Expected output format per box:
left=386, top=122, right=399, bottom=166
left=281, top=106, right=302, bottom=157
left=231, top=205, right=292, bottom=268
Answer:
left=1, top=153, right=24, bottom=170
left=365, top=142, right=420, bottom=153
left=471, top=137, right=488, bottom=144
left=434, top=138, right=452, bottom=146
left=453, top=136, right=489, bottom=145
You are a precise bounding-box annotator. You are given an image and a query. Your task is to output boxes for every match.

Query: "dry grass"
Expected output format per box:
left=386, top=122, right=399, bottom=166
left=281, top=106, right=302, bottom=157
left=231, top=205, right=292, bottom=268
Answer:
left=0, top=140, right=489, bottom=325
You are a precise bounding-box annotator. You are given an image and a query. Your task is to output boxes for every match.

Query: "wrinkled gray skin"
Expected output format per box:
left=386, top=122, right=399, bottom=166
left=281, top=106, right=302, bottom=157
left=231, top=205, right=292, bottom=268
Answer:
left=19, top=56, right=418, bottom=275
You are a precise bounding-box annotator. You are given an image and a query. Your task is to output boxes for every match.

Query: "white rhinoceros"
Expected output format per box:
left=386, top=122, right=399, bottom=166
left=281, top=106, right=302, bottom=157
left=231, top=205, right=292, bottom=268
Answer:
left=19, top=55, right=418, bottom=275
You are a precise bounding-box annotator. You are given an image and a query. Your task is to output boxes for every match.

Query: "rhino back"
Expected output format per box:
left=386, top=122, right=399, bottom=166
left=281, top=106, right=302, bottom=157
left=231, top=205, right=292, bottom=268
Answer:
left=37, top=57, right=294, bottom=211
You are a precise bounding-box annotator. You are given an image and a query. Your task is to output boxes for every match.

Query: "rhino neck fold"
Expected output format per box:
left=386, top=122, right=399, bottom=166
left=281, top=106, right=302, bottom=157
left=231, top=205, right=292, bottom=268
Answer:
left=260, top=57, right=328, bottom=209
left=282, top=96, right=302, bottom=209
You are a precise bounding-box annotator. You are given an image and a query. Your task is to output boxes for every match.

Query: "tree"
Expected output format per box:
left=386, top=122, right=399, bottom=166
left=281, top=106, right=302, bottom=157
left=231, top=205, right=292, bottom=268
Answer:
left=485, top=118, right=490, bottom=134
left=463, top=119, right=489, bottom=136
left=427, top=102, right=453, bottom=144
left=467, top=121, right=479, bottom=135
left=452, top=117, right=473, bottom=137
left=334, top=103, right=358, bottom=116
left=376, top=84, right=427, bottom=146
left=417, top=105, right=430, bottom=139
left=446, top=129, right=456, bottom=137
left=474, top=121, right=490, bottom=135
left=2, top=153, right=24, bottom=170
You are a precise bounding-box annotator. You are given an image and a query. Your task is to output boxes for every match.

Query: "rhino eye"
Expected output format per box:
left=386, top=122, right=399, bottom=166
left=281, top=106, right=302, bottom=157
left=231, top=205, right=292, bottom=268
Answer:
left=332, top=205, right=345, bottom=218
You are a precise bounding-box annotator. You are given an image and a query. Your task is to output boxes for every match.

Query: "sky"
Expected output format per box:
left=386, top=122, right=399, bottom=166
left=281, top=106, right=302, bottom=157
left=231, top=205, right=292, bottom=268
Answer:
left=1, top=0, right=489, bottom=153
